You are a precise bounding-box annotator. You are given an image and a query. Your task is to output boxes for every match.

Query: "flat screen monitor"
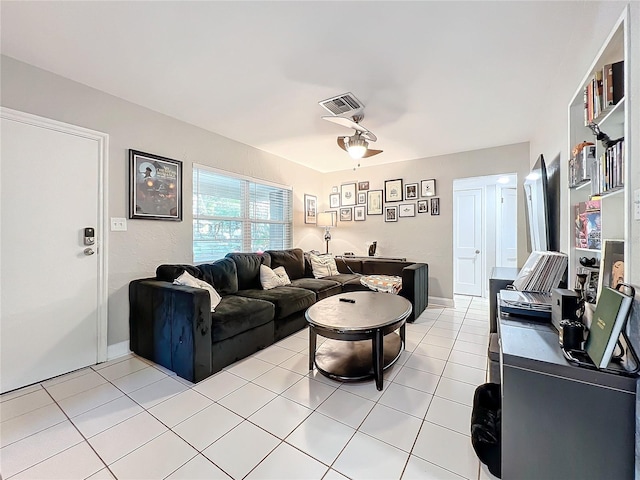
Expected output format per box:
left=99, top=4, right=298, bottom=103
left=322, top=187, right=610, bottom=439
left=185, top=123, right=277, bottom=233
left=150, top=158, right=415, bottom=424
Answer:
left=524, top=154, right=550, bottom=252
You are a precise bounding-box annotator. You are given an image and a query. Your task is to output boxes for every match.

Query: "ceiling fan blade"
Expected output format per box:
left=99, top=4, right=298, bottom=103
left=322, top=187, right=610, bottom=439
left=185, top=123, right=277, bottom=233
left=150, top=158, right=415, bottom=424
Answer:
left=362, top=149, right=383, bottom=158
left=337, top=136, right=348, bottom=152
left=322, top=116, right=375, bottom=139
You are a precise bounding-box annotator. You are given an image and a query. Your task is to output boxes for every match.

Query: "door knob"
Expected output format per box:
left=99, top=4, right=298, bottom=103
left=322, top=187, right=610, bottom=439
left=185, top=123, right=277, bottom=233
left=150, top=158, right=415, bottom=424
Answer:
left=475, top=250, right=480, bottom=254
left=84, top=248, right=95, bottom=256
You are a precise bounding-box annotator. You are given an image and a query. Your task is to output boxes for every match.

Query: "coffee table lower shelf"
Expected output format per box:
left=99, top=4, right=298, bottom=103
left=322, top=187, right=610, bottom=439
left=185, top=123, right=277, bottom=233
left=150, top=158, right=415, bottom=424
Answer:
left=314, top=333, right=403, bottom=381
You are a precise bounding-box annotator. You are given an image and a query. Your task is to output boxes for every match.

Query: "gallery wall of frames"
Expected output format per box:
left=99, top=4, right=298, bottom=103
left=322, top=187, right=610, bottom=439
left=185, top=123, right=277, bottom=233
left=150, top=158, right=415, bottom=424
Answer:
left=308, top=178, right=439, bottom=224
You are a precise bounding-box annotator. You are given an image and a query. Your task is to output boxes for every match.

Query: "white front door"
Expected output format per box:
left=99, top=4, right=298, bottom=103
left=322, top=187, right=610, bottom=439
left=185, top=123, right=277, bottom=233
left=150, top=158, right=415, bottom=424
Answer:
left=497, top=187, right=518, bottom=267
left=1, top=109, right=108, bottom=393
left=454, top=188, right=483, bottom=296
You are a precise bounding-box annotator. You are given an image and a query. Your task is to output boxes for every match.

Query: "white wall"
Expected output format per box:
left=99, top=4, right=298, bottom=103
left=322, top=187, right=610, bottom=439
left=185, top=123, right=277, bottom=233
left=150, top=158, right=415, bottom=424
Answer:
left=319, top=143, right=531, bottom=302
left=0, top=56, right=325, bottom=346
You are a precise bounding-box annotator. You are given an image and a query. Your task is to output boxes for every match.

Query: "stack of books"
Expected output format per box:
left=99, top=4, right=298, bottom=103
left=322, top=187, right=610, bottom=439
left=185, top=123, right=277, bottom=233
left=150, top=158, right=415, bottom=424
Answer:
left=513, top=251, right=568, bottom=293
left=590, top=139, right=625, bottom=196
left=583, top=60, right=624, bottom=125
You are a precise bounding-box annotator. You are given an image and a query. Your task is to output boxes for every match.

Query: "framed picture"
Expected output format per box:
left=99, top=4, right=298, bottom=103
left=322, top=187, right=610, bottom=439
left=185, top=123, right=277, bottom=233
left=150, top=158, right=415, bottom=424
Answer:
left=421, top=179, right=436, bottom=197
left=331, top=186, right=339, bottom=193
left=367, top=189, right=383, bottom=215
left=430, top=197, right=440, bottom=215
left=417, top=200, right=428, bottom=213
left=341, top=183, right=357, bottom=206
left=404, top=183, right=418, bottom=200
left=358, top=181, right=370, bottom=191
left=597, top=240, right=625, bottom=299
left=384, top=179, right=403, bottom=202
left=385, top=206, right=398, bottom=222
left=304, top=194, right=317, bottom=224
left=399, top=203, right=416, bottom=217
left=357, top=192, right=367, bottom=204
left=329, top=193, right=340, bottom=208
left=340, top=207, right=353, bottom=222
left=129, top=149, right=182, bottom=221
left=354, top=205, right=366, bottom=221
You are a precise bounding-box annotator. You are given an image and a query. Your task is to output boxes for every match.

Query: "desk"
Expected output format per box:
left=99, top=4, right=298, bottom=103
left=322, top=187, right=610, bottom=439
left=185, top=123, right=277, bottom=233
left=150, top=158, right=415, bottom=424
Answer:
left=498, top=303, right=636, bottom=479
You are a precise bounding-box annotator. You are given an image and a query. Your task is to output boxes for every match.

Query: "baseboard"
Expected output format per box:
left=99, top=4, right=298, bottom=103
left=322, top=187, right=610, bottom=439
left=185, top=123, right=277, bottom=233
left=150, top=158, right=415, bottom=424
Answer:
left=429, top=296, right=455, bottom=308
left=107, top=341, right=131, bottom=361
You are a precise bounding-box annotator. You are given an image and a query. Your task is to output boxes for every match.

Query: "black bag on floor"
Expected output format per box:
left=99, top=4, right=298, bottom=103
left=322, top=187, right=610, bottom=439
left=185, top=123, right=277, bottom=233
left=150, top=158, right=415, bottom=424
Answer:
left=471, top=382, right=501, bottom=478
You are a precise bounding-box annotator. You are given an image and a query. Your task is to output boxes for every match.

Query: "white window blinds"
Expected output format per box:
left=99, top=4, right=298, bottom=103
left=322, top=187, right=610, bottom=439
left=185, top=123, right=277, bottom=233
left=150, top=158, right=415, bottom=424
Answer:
left=193, top=165, right=293, bottom=263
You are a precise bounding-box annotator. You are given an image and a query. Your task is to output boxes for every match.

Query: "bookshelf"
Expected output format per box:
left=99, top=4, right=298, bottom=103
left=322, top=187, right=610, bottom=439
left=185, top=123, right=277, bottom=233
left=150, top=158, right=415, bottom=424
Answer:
left=567, top=9, right=630, bottom=315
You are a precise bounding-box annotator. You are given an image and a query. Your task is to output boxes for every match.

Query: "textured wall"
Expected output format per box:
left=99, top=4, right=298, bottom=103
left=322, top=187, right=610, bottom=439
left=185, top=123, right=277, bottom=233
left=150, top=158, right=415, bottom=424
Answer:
left=0, top=56, right=324, bottom=345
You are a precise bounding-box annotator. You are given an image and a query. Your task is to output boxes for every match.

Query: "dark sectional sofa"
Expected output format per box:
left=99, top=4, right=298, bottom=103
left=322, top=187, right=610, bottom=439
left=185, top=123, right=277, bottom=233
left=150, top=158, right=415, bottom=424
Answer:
left=129, top=248, right=428, bottom=383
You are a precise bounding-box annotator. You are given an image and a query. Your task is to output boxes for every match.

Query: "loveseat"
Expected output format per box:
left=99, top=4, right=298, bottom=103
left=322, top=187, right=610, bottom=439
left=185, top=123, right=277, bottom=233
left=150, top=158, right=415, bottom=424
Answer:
left=129, top=248, right=428, bottom=382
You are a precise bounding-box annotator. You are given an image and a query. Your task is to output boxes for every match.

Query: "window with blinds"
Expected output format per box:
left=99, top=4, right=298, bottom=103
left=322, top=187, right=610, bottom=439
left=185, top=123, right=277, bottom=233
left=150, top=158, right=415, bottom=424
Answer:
left=193, top=165, right=293, bottom=263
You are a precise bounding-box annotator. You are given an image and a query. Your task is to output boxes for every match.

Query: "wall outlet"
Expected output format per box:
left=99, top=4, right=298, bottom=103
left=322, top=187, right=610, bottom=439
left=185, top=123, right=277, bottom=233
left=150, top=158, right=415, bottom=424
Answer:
left=110, top=217, right=127, bottom=231
left=635, top=189, right=640, bottom=221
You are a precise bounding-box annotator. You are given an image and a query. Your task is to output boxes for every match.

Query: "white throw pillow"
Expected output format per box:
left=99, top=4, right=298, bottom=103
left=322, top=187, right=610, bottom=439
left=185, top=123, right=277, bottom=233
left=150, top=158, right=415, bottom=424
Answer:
left=173, top=271, right=222, bottom=312
left=260, top=265, right=291, bottom=290
left=309, top=253, right=339, bottom=279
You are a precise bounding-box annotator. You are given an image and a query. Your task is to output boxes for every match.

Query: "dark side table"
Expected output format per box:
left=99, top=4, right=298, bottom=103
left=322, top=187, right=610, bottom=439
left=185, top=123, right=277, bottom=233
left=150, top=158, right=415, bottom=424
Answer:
left=305, top=291, right=411, bottom=390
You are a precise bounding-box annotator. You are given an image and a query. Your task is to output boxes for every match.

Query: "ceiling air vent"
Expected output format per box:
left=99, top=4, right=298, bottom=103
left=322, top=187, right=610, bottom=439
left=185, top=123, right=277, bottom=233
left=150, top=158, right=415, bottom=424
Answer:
left=318, top=92, right=364, bottom=116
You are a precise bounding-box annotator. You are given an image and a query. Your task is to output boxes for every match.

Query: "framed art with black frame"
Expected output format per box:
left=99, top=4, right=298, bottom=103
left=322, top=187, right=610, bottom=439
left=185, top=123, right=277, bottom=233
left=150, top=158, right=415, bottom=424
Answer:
left=417, top=200, right=428, bottom=213
left=354, top=205, right=366, bottom=221
left=367, top=190, right=383, bottom=215
left=341, top=183, right=357, bottom=206
left=430, top=197, right=440, bottom=215
left=330, top=193, right=340, bottom=208
left=357, top=192, right=366, bottom=204
left=404, top=183, right=418, bottom=200
left=399, top=203, right=416, bottom=217
left=421, top=179, right=436, bottom=197
left=384, top=179, right=403, bottom=202
left=129, top=149, right=182, bottom=221
left=340, top=207, right=353, bottom=222
left=385, top=206, right=398, bottom=222
left=304, top=194, right=317, bottom=224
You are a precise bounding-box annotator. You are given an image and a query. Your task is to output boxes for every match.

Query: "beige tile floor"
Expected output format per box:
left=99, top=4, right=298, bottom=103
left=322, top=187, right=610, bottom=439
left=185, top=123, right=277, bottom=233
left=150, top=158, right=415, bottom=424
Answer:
left=0, top=295, right=499, bottom=480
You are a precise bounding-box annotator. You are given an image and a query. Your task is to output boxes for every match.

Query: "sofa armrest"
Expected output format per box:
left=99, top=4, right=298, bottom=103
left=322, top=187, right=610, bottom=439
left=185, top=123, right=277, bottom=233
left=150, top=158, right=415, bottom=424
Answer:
left=129, top=279, right=212, bottom=382
left=400, top=263, right=429, bottom=322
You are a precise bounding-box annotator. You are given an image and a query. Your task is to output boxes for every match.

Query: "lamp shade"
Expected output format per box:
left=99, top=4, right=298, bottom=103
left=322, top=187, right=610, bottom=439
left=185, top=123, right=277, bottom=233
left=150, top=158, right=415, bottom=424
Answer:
left=317, top=212, right=336, bottom=228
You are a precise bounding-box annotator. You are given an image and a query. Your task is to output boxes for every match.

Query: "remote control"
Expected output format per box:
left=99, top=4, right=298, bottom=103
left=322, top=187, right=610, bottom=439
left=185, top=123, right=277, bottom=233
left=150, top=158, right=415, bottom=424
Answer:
left=339, top=298, right=356, bottom=303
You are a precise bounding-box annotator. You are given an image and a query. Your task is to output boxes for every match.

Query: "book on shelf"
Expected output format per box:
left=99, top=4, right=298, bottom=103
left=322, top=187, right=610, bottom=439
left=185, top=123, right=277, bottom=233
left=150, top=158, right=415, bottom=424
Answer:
left=512, top=251, right=567, bottom=293
left=585, top=286, right=633, bottom=368
left=589, top=139, right=624, bottom=196
left=583, top=60, right=623, bottom=126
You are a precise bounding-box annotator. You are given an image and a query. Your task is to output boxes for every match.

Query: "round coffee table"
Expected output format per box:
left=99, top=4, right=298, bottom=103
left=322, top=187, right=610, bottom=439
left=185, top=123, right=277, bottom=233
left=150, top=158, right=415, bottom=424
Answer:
left=306, top=291, right=412, bottom=390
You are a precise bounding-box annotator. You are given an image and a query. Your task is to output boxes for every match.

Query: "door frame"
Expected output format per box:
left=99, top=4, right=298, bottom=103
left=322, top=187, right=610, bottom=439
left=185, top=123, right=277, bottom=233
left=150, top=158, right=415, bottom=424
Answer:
left=453, top=173, right=517, bottom=297
left=1, top=107, right=109, bottom=362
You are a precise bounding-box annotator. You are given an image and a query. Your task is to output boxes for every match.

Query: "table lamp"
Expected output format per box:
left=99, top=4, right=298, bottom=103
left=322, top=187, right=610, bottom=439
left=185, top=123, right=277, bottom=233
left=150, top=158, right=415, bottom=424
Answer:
left=317, top=212, right=336, bottom=254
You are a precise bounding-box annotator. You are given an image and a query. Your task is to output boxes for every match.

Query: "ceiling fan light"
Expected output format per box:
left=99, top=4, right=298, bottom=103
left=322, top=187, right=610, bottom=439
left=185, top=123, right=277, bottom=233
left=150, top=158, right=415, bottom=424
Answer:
left=346, top=135, right=368, bottom=159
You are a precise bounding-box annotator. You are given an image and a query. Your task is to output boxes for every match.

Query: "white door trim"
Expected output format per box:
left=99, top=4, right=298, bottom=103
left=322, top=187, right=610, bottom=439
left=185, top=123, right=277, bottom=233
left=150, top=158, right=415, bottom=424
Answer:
left=1, top=107, right=109, bottom=362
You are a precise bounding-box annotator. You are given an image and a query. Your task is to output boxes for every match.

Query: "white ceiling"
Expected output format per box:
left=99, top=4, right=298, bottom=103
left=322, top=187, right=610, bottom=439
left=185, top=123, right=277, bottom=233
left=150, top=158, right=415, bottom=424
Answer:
left=0, top=1, right=625, bottom=172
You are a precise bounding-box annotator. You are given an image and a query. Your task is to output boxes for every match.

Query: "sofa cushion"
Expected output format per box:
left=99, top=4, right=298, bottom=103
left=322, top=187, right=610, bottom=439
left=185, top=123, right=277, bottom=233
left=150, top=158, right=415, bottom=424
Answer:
left=156, top=264, right=203, bottom=282
left=226, top=252, right=271, bottom=290
left=267, top=248, right=305, bottom=280
left=198, top=258, right=238, bottom=296
left=309, top=253, right=339, bottom=278
left=336, top=258, right=363, bottom=274
left=323, top=273, right=361, bottom=285
left=289, top=278, right=342, bottom=300
left=236, top=286, right=315, bottom=320
left=211, top=296, right=274, bottom=343
left=174, top=271, right=222, bottom=311
left=362, top=260, right=411, bottom=276
left=260, top=265, right=291, bottom=290
left=342, top=277, right=371, bottom=293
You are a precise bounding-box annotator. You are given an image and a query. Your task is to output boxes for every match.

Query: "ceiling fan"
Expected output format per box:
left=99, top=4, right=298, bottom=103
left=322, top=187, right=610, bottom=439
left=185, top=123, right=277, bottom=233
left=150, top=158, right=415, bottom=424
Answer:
left=322, top=115, right=383, bottom=159
left=319, top=92, right=383, bottom=160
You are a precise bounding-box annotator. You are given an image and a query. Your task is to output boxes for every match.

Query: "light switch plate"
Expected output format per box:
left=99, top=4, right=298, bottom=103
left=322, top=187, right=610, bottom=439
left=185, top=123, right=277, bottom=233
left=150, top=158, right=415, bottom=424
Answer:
left=635, top=189, right=640, bottom=221
left=110, top=217, right=127, bottom=231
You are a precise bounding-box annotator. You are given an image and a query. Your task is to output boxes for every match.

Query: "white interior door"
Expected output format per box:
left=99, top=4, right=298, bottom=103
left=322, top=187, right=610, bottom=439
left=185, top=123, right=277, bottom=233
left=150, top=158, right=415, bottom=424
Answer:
left=497, top=187, right=518, bottom=267
left=1, top=109, right=108, bottom=393
left=454, top=188, right=483, bottom=296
